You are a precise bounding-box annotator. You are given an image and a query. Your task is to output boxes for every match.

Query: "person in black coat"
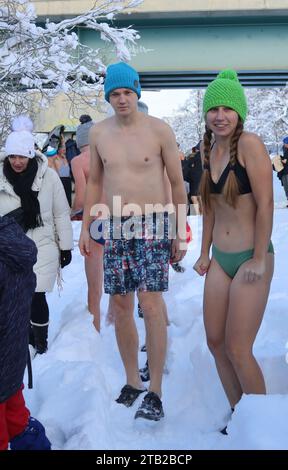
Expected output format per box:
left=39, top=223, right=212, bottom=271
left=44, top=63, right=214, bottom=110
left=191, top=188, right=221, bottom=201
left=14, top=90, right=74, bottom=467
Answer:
left=0, top=216, right=51, bottom=450
left=183, top=141, right=203, bottom=214
left=280, top=136, right=288, bottom=204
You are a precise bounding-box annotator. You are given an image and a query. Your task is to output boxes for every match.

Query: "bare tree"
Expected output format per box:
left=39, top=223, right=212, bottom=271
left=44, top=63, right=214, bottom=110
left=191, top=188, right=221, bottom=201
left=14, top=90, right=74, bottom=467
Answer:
left=166, top=87, right=288, bottom=155
left=0, top=0, right=143, bottom=141
left=165, top=89, right=205, bottom=155
left=245, top=87, right=288, bottom=154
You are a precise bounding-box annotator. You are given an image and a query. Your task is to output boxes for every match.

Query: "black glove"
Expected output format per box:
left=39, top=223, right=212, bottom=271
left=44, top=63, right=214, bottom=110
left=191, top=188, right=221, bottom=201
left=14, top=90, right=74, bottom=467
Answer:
left=60, top=250, right=72, bottom=268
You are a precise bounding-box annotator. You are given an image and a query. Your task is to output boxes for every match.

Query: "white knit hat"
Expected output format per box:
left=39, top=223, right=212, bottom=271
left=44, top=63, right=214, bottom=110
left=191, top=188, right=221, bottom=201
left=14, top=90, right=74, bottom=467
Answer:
left=5, top=115, right=35, bottom=158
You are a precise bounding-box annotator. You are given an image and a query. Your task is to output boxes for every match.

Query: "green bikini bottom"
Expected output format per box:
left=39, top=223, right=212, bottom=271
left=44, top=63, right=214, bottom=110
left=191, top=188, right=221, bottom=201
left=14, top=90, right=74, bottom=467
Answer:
left=212, top=241, right=274, bottom=279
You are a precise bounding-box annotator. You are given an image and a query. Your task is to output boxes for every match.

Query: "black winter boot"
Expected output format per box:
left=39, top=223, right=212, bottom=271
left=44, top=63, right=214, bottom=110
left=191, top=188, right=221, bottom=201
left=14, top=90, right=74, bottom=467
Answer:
left=32, top=324, right=48, bottom=354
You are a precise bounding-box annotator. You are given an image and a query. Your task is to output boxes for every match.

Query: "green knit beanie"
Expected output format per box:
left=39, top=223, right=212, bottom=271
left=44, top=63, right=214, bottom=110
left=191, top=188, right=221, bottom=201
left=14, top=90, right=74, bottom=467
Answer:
left=203, top=69, right=247, bottom=122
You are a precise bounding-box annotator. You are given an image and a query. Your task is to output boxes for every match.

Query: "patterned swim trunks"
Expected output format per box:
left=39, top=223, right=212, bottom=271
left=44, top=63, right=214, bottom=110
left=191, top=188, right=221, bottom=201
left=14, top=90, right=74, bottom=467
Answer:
left=104, top=213, right=172, bottom=295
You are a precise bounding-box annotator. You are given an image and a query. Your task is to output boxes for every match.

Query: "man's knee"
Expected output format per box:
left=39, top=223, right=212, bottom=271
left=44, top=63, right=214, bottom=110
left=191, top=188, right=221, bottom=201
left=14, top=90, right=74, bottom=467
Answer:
left=139, top=295, right=164, bottom=322
left=111, top=295, right=133, bottom=319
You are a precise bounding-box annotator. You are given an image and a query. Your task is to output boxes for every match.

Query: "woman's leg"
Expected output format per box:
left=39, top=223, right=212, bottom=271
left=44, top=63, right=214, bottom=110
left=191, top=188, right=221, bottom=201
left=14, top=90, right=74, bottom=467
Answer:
left=226, top=254, right=274, bottom=394
left=30, top=292, right=49, bottom=354
left=85, top=240, right=104, bottom=332
left=204, top=258, right=243, bottom=407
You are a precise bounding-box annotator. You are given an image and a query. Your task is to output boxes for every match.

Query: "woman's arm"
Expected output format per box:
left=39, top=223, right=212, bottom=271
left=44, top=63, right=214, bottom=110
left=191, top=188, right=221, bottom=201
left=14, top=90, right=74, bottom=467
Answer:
left=240, top=133, right=273, bottom=280
left=200, top=208, right=214, bottom=257
left=193, top=142, right=214, bottom=275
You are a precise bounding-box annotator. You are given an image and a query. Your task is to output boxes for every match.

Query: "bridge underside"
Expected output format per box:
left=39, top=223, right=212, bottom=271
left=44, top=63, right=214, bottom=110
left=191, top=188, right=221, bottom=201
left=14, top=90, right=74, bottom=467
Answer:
left=139, top=70, right=288, bottom=89
left=79, top=12, right=288, bottom=88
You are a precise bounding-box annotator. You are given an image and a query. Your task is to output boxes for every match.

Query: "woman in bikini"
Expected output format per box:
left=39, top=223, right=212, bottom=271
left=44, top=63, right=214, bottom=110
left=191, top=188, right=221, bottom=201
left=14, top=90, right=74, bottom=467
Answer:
left=193, top=70, right=274, bottom=428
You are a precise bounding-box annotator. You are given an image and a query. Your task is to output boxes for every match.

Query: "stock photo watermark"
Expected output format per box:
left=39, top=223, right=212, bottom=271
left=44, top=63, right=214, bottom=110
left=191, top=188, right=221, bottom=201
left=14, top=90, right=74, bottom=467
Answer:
left=89, top=197, right=200, bottom=249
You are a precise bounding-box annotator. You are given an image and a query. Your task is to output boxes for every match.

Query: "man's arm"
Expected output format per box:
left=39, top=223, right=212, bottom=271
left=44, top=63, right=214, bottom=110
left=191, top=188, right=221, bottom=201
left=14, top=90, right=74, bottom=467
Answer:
left=160, top=123, right=187, bottom=228
left=159, top=122, right=187, bottom=261
left=79, top=126, right=104, bottom=256
left=240, top=133, right=273, bottom=280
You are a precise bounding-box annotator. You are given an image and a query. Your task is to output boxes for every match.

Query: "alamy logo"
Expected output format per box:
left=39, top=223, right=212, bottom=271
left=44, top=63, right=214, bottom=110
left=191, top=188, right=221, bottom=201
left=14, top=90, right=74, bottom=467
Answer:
left=88, top=197, right=199, bottom=249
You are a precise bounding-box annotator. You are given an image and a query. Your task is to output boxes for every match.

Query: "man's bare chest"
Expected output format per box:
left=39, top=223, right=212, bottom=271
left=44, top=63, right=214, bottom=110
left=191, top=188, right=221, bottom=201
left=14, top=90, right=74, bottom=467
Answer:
left=99, top=137, right=161, bottom=171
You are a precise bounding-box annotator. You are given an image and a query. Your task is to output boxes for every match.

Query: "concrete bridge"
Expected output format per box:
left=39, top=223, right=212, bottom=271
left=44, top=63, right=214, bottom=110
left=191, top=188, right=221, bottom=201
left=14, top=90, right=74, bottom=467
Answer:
left=35, top=0, right=288, bottom=88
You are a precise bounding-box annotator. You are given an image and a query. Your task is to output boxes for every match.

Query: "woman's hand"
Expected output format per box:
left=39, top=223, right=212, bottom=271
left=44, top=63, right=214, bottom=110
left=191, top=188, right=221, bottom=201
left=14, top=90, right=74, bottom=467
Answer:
left=193, top=254, right=210, bottom=276
left=243, top=258, right=266, bottom=282
left=60, top=250, right=72, bottom=268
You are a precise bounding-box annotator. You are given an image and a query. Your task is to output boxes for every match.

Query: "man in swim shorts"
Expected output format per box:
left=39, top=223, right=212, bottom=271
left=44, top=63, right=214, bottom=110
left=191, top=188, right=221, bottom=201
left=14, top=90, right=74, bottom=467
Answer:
left=79, top=62, right=187, bottom=422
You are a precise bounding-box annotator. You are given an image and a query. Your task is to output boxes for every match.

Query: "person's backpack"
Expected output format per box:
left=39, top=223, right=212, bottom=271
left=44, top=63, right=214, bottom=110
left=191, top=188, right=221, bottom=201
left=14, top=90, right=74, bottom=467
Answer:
left=65, top=138, right=80, bottom=163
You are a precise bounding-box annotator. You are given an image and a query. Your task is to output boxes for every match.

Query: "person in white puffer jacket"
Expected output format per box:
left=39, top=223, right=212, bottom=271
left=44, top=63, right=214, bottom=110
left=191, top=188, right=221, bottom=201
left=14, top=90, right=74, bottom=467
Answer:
left=0, top=115, right=73, bottom=354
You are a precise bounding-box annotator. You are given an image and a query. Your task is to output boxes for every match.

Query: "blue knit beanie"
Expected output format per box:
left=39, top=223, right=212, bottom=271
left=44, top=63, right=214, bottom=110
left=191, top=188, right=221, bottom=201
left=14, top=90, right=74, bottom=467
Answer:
left=104, top=62, right=141, bottom=102
left=283, top=136, right=288, bottom=144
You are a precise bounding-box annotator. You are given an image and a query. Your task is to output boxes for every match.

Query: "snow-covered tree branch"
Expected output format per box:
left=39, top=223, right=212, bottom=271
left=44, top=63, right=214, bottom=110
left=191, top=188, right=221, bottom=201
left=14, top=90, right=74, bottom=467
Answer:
left=0, top=0, right=143, bottom=141
left=245, top=87, right=288, bottom=153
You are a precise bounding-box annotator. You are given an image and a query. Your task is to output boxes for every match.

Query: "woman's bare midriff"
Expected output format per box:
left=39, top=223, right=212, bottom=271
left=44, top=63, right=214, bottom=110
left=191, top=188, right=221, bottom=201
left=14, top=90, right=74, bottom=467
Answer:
left=212, top=193, right=257, bottom=252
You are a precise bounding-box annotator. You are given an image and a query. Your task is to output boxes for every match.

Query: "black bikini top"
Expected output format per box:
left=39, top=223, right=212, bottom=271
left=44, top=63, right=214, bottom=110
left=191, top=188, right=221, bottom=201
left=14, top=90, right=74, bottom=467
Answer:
left=204, top=159, right=252, bottom=195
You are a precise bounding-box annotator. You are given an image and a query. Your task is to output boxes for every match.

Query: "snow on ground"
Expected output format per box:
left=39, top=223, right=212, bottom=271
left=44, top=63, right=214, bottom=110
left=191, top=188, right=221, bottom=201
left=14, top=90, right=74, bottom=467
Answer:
left=24, top=182, right=288, bottom=450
